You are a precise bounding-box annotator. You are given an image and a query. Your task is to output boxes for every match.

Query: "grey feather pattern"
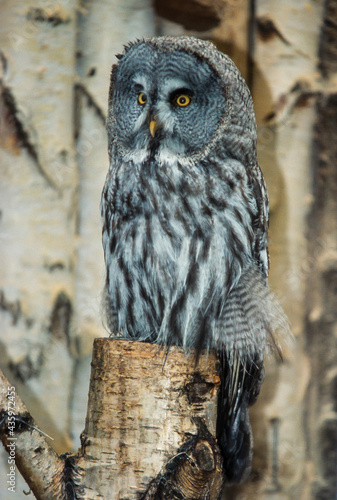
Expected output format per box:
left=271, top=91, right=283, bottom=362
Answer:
left=101, top=36, right=287, bottom=483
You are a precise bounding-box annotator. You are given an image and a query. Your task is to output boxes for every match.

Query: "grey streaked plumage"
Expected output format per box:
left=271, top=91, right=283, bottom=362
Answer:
left=101, top=36, right=284, bottom=483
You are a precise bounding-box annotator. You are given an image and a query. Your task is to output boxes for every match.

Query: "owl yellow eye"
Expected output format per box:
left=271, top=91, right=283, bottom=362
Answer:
left=174, top=94, right=191, bottom=107
left=138, top=92, right=147, bottom=105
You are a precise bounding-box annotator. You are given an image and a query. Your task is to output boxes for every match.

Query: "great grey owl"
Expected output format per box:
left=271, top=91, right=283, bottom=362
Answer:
left=101, top=36, right=283, bottom=483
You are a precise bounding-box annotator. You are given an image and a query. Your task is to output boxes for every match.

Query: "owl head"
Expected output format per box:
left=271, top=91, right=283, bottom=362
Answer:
left=107, top=36, right=257, bottom=166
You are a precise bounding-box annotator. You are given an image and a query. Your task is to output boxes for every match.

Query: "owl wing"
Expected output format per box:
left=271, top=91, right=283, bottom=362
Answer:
left=216, top=263, right=269, bottom=482
left=249, top=162, right=270, bottom=277
left=215, top=162, right=271, bottom=482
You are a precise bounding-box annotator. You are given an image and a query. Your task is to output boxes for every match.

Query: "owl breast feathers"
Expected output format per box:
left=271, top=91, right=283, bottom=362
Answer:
left=101, top=36, right=285, bottom=483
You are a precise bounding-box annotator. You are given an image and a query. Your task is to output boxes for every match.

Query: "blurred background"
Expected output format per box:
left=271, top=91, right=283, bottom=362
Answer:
left=0, top=1, right=336, bottom=498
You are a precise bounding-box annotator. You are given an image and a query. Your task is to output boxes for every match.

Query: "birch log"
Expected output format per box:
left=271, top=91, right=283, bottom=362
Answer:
left=0, top=339, right=224, bottom=499
left=76, top=339, right=223, bottom=499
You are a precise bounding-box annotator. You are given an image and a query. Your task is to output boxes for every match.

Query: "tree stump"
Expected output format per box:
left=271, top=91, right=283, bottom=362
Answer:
left=76, top=338, right=223, bottom=499
left=0, top=338, right=225, bottom=499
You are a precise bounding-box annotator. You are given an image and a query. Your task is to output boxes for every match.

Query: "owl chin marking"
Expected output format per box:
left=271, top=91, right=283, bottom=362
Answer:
left=130, top=127, right=187, bottom=165
left=122, top=147, right=149, bottom=165
left=157, top=147, right=181, bottom=167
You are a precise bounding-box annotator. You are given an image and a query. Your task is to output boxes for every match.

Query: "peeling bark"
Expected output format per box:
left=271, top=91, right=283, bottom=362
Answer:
left=304, top=3, right=337, bottom=498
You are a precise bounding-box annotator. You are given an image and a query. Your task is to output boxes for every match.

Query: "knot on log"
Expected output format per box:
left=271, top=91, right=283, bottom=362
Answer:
left=142, top=419, right=224, bottom=500
left=194, top=440, right=215, bottom=472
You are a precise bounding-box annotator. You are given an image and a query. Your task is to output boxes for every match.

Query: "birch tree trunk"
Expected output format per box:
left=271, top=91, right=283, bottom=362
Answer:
left=304, top=2, right=337, bottom=496
left=229, top=1, right=334, bottom=499
left=0, top=0, right=78, bottom=463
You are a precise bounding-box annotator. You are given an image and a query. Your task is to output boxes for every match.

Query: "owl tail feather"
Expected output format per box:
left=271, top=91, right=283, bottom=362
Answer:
left=216, top=353, right=264, bottom=483
left=215, top=263, right=288, bottom=482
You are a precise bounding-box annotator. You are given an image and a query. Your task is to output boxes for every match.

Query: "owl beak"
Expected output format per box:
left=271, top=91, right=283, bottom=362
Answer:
left=149, top=116, right=161, bottom=138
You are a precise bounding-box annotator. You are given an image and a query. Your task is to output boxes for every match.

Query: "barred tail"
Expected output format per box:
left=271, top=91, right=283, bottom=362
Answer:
left=215, top=263, right=288, bottom=481
left=216, top=353, right=264, bottom=483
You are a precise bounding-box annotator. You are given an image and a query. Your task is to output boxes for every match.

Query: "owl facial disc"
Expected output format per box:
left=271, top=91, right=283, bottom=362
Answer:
left=111, top=42, right=226, bottom=161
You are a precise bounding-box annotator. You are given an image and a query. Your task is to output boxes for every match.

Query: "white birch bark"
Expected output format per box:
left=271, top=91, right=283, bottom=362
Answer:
left=239, top=1, right=326, bottom=499
left=0, top=0, right=78, bottom=496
